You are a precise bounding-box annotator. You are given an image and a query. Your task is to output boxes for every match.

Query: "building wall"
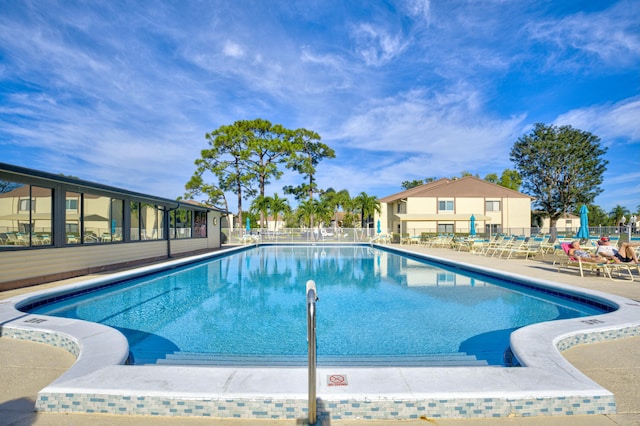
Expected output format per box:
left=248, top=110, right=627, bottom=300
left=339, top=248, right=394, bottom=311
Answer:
left=0, top=211, right=223, bottom=291
left=379, top=195, right=531, bottom=234
left=453, top=198, right=485, bottom=214
left=502, top=197, right=532, bottom=229
left=1, top=164, right=225, bottom=290
left=540, top=215, right=579, bottom=229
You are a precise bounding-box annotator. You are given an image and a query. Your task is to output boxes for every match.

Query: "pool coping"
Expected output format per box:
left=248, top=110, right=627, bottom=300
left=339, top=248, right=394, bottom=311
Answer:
left=1, top=243, right=640, bottom=420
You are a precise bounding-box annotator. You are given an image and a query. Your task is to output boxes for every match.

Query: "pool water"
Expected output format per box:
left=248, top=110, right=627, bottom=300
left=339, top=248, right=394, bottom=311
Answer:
left=27, top=245, right=606, bottom=366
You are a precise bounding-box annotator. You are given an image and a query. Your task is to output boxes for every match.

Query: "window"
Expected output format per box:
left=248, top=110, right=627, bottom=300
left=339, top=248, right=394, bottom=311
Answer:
left=485, top=201, right=501, bottom=211
left=65, top=192, right=82, bottom=245
left=19, top=198, right=34, bottom=211
left=65, top=198, right=78, bottom=211
left=194, top=211, right=207, bottom=238
left=437, top=223, right=454, bottom=233
left=130, top=202, right=141, bottom=241
left=0, top=183, right=52, bottom=248
left=438, top=200, right=454, bottom=211
left=140, top=203, right=160, bottom=240
left=437, top=272, right=455, bottom=285
left=31, top=186, right=53, bottom=246
left=172, top=209, right=192, bottom=239
left=110, top=199, right=124, bottom=241
left=486, top=224, right=500, bottom=234
left=84, top=194, right=111, bottom=243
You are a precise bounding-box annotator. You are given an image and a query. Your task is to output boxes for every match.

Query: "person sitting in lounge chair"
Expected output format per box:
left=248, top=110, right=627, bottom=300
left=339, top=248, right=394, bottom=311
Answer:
left=568, top=241, right=606, bottom=263
left=595, top=237, right=639, bottom=264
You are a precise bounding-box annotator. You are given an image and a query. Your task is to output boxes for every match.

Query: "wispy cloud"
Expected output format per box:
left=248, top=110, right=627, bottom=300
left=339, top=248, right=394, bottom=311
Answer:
left=555, top=96, right=640, bottom=145
left=350, top=23, right=409, bottom=66
left=0, top=0, right=638, bottom=212
left=526, top=0, right=640, bottom=70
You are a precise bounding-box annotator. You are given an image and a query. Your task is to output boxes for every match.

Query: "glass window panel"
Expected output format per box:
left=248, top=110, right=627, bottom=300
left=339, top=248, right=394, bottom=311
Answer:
left=169, top=210, right=176, bottom=239
left=141, top=203, right=159, bottom=240
left=65, top=192, right=81, bottom=244
left=31, top=186, right=53, bottom=246
left=0, top=180, right=28, bottom=247
left=438, top=201, right=454, bottom=211
left=485, top=201, right=501, bottom=211
left=110, top=199, right=124, bottom=242
left=130, top=202, right=140, bottom=241
left=66, top=199, right=78, bottom=210
left=437, top=223, right=454, bottom=233
left=174, top=209, right=192, bottom=239
left=19, top=198, right=33, bottom=211
left=84, top=194, right=110, bottom=244
left=157, top=208, right=165, bottom=239
left=194, top=211, right=207, bottom=238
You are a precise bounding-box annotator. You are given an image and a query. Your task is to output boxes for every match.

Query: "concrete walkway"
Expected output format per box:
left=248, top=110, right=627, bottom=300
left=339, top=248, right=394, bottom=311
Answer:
left=1, top=245, right=639, bottom=425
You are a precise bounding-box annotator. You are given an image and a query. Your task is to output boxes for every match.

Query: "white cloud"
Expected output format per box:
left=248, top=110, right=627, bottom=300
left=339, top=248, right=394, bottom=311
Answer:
left=223, top=41, right=245, bottom=58
left=351, top=23, right=408, bottom=66
left=403, top=0, right=432, bottom=24
left=1, top=0, right=638, bottom=212
left=526, top=1, right=640, bottom=69
left=555, top=96, right=640, bottom=145
left=333, top=87, right=523, bottom=153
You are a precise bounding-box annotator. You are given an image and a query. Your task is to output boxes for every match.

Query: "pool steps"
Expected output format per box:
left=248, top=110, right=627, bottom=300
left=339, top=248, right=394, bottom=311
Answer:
left=133, top=351, right=490, bottom=367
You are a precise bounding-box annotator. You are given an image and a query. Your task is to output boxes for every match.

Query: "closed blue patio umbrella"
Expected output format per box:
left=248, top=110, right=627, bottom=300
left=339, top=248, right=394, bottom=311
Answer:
left=376, top=219, right=381, bottom=234
left=469, top=215, right=476, bottom=237
left=576, top=205, right=590, bottom=240
left=246, top=217, right=251, bottom=233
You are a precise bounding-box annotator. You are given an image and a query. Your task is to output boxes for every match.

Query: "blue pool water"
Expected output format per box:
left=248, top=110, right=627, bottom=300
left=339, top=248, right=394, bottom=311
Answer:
left=26, top=245, right=608, bottom=366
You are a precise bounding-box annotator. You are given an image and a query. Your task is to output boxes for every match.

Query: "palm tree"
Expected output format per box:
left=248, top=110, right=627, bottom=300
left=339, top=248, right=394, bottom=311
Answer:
left=250, top=195, right=270, bottom=229
left=353, top=192, right=381, bottom=229
left=321, top=188, right=351, bottom=228
left=297, top=199, right=318, bottom=228
left=314, top=199, right=333, bottom=227
left=609, top=205, right=630, bottom=226
left=268, top=193, right=291, bottom=231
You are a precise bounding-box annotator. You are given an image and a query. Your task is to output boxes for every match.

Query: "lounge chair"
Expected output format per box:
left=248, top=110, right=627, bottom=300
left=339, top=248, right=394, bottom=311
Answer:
left=557, top=242, right=634, bottom=281
left=320, top=229, right=334, bottom=238
left=6, top=233, right=29, bottom=245
left=484, top=235, right=515, bottom=257
left=502, top=237, right=539, bottom=260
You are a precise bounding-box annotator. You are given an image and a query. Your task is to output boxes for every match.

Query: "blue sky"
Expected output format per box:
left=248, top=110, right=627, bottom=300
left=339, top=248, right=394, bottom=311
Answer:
left=1, top=0, right=639, bottom=214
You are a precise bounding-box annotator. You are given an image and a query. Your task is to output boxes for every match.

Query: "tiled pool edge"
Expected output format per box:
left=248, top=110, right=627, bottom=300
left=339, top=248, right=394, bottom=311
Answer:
left=1, top=323, right=633, bottom=419
left=3, top=244, right=640, bottom=420
left=32, top=393, right=616, bottom=419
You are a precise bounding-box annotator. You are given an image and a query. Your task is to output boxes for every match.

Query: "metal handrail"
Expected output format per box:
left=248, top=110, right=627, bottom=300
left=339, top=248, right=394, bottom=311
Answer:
left=306, top=280, right=318, bottom=424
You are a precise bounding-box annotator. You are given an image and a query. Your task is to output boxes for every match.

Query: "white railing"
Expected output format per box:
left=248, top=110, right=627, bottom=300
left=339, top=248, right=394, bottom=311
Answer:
left=223, top=227, right=379, bottom=244
left=221, top=226, right=640, bottom=245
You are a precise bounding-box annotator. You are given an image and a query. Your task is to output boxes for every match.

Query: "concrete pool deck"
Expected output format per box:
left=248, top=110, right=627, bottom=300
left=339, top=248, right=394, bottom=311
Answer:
left=1, top=244, right=640, bottom=425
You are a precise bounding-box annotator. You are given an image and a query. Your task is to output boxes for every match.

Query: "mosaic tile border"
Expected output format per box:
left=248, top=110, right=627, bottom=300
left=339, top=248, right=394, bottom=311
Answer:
left=1, top=326, right=80, bottom=357
left=3, top=325, right=626, bottom=419
left=556, top=324, right=640, bottom=352
left=34, top=392, right=615, bottom=420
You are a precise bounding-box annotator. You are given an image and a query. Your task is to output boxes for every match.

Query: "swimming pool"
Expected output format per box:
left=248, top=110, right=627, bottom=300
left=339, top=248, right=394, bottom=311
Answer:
left=25, top=245, right=607, bottom=367
left=2, top=243, right=639, bottom=420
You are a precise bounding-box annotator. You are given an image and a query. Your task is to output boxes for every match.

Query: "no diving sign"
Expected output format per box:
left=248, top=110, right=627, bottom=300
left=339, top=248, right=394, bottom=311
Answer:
left=327, top=374, right=348, bottom=386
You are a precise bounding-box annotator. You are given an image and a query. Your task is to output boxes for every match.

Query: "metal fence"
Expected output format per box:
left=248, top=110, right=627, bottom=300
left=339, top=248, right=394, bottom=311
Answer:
left=222, top=227, right=379, bottom=244
left=223, top=225, right=640, bottom=244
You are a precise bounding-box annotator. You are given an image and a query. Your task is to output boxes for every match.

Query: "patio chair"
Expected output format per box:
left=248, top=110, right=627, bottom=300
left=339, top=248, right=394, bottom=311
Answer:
left=557, top=242, right=634, bottom=281
left=6, top=233, right=29, bottom=245
left=485, top=235, right=515, bottom=257
left=503, top=237, right=539, bottom=260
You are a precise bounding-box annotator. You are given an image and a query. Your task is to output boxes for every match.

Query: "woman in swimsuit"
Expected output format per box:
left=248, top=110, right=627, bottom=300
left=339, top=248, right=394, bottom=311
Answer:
left=568, top=241, right=606, bottom=263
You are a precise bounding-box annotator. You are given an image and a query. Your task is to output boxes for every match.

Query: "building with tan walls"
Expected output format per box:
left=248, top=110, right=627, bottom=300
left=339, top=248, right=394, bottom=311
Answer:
left=377, top=176, right=533, bottom=237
